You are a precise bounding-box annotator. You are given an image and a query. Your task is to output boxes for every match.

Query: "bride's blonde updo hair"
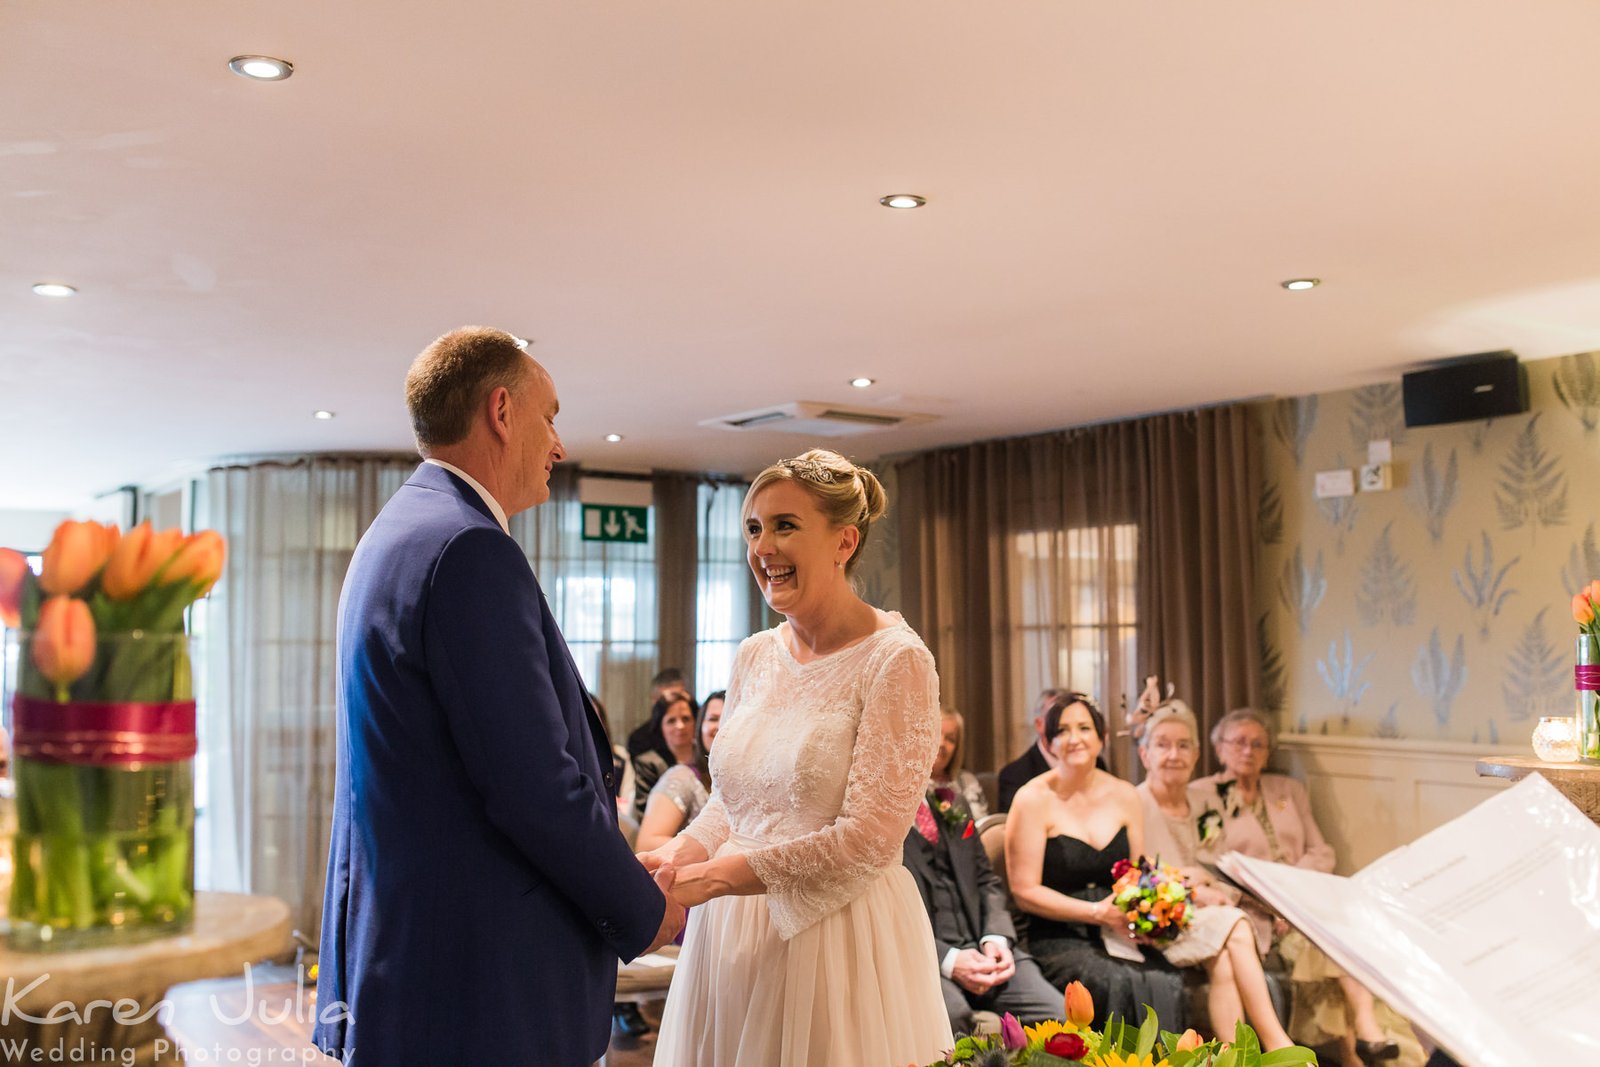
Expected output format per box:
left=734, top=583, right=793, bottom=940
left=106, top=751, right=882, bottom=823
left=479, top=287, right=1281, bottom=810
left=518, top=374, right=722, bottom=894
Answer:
left=744, top=448, right=888, bottom=575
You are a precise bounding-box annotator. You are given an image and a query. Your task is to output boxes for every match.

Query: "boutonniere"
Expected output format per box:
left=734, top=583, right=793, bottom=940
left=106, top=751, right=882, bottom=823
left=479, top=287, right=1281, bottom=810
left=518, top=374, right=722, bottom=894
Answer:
left=930, top=785, right=976, bottom=839
left=1197, top=808, right=1223, bottom=845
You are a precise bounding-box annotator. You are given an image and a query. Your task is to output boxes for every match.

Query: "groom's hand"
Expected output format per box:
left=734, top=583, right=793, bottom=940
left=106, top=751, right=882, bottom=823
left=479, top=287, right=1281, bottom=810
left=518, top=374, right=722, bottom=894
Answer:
left=645, top=863, right=686, bottom=953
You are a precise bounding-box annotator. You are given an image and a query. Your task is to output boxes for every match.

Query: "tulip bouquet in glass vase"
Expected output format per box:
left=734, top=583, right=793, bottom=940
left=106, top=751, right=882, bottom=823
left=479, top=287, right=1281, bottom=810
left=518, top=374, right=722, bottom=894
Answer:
left=0, top=520, right=224, bottom=950
left=918, top=980, right=1318, bottom=1067
left=1571, top=580, right=1600, bottom=763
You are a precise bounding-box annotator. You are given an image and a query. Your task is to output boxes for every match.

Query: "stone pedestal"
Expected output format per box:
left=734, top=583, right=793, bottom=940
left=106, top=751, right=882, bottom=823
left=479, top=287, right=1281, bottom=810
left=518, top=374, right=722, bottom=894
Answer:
left=0, top=892, right=291, bottom=1064
left=1475, top=756, right=1600, bottom=825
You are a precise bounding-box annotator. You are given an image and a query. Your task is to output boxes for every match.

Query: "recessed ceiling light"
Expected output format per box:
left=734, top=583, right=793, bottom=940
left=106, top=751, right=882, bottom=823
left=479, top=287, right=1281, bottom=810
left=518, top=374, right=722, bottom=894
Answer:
left=31, top=282, right=77, bottom=297
left=511, top=335, right=532, bottom=350
left=849, top=377, right=875, bottom=388
left=604, top=433, right=624, bottom=443
left=229, top=55, right=294, bottom=81
left=1281, top=278, right=1321, bottom=291
left=313, top=410, right=336, bottom=420
left=878, top=194, right=926, bottom=210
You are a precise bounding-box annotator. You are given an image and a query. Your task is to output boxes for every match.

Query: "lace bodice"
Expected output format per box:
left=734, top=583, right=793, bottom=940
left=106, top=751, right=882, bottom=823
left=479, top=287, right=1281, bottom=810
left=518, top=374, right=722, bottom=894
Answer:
left=682, top=613, right=942, bottom=940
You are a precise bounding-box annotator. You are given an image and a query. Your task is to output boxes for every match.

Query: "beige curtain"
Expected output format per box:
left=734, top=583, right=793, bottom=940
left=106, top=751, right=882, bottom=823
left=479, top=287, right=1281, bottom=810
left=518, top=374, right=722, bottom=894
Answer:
left=202, top=455, right=416, bottom=937
left=897, top=404, right=1259, bottom=780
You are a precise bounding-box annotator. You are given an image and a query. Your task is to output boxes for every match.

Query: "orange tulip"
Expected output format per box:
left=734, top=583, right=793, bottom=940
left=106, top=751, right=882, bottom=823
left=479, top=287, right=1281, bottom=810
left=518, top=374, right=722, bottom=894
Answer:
left=32, top=596, right=96, bottom=691
left=1589, top=579, right=1600, bottom=607
left=1175, top=1029, right=1203, bottom=1052
left=1064, top=979, right=1094, bottom=1029
left=39, top=521, right=119, bottom=596
left=1575, top=593, right=1596, bottom=627
left=0, top=548, right=28, bottom=629
left=102, top=522, right=185, bottom=600
left=162, top=529, right=226, bottom=595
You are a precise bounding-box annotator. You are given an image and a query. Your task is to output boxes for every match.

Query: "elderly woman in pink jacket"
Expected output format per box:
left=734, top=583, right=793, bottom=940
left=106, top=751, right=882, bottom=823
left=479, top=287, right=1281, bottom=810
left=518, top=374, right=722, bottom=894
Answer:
left=1191, top=708, right=1415, bottom=1067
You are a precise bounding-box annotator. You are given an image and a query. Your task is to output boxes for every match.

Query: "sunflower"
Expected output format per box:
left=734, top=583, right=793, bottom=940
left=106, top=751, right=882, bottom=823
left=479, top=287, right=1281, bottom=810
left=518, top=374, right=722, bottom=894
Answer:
left=1024, top=1019, right=1075, bottom=1043
left=1086, top=1051, right=1161, bottom=1067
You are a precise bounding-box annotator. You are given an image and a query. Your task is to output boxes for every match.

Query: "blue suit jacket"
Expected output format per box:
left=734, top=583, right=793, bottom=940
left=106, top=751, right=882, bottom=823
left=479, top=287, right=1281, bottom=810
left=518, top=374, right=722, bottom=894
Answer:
left=315, top=463, right=664, bottom=1066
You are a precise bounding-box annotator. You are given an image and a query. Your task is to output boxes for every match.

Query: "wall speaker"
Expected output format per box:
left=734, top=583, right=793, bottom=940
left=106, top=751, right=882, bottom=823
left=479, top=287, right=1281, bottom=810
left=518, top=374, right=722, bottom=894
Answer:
left=1402, top=351, right=1528, bottom=428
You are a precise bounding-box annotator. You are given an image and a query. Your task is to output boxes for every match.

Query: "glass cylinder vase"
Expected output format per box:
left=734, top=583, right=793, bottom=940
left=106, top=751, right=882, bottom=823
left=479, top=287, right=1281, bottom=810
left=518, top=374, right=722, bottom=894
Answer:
left=5, top=630, right=196, bottom=950
left=1578, top=634, right=1600, bottom=764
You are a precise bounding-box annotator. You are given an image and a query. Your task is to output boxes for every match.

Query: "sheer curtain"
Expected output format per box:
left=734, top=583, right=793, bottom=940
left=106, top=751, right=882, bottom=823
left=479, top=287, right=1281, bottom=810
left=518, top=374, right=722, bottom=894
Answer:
left=897, top=405, right=1260, bottom=779
left=200, top=455, right=415, bottom=936
left=695, top=480, right=770, bottom=697
left=509, top=467, right=659, bottom=738
left=198, top=457, right=769, bottom=938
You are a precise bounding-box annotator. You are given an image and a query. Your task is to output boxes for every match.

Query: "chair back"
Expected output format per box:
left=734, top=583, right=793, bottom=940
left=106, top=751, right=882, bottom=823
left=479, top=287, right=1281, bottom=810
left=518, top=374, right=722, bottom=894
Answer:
left=975, top=812, right=1007, bottom=886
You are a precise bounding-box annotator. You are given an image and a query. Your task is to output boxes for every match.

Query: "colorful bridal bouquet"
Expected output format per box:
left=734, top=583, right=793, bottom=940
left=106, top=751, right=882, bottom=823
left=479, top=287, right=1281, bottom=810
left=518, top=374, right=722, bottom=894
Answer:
left=1111, top=856, right=1192, bottom=946
left=1570, top=579, right=1600, bottom=761
left=921, top=980, right=1318, bottom=1066
left=0, top=519, right=225, bottom=949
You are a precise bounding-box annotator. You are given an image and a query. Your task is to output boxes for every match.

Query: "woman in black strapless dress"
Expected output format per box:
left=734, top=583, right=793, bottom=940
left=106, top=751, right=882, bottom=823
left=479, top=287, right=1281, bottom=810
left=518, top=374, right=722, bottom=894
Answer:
left=1004, top=696, right=1185, bottom=1030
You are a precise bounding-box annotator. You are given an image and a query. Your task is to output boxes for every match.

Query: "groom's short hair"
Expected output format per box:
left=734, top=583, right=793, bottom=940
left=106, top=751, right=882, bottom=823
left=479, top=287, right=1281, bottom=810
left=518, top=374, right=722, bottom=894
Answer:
left=405, top=326, right=530, bottom=450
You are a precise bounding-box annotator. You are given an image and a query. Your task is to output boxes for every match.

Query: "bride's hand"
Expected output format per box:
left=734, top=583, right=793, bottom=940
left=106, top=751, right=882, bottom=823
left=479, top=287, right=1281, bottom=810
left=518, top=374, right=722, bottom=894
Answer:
left=638, top=836, right=709, bottom=874
left=670, top=861, right=719, bottom=908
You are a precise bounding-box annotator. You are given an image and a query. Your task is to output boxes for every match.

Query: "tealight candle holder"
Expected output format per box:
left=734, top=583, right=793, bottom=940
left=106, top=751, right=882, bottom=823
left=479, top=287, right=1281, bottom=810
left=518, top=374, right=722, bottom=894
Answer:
left=1531, top=716, right=1580, bottom=763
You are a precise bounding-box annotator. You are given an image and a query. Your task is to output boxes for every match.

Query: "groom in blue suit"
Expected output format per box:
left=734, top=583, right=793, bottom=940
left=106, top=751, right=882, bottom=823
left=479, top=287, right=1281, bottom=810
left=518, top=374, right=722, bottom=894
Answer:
left=315, top=327, right=683, bottom=1066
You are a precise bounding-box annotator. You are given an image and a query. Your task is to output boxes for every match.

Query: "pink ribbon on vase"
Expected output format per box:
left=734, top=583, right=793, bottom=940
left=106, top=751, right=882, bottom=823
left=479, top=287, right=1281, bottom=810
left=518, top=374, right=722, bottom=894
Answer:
left=11, top=695, right=198, bottom=765
left=1576, top=665, right=1600, bottom=692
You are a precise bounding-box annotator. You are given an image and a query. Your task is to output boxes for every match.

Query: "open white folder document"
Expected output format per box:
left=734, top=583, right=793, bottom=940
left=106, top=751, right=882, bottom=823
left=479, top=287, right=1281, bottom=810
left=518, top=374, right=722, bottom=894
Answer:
left=1219, top=774, right=1599, bottom=1067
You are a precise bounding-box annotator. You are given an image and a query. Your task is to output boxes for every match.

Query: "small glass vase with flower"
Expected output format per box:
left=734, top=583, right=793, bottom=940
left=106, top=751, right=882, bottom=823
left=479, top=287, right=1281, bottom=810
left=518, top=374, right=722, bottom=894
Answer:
left=1570, top=580, right=1600, bottom=763
left=0, top=519, right=224, bottom=950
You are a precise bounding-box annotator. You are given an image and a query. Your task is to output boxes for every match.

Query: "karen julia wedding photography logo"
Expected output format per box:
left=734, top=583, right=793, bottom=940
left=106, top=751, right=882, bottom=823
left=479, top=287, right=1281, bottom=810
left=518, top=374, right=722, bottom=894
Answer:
left=1, top=965, right=352, bottom=1065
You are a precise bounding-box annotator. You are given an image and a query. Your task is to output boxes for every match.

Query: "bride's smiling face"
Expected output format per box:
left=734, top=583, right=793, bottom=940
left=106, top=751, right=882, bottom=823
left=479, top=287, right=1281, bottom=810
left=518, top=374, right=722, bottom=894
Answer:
left=745, top=480, right=856, bottom=619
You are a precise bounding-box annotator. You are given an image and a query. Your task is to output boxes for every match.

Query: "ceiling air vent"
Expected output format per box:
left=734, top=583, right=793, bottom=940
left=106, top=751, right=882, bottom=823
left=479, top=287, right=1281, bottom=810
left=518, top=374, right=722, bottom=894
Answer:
left=701, top=401, right=934, bottom=437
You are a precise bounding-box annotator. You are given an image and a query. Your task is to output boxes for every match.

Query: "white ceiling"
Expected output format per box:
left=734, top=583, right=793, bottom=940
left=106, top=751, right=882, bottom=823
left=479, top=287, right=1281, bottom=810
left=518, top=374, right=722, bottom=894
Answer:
left=7, top=1, right=1600, bottom=509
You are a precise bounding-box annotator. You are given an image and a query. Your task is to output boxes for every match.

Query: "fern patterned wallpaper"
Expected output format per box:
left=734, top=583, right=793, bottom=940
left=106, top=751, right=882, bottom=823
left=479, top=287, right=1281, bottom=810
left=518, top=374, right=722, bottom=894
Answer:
left=1257, top=350, right=1600, bottom=744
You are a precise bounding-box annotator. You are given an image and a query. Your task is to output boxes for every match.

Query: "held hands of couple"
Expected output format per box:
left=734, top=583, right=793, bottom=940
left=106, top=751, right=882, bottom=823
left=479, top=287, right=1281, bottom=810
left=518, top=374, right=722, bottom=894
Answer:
left=645, top=862, right=686, bottom=953
left=951, top=942, right=1017, bottom=995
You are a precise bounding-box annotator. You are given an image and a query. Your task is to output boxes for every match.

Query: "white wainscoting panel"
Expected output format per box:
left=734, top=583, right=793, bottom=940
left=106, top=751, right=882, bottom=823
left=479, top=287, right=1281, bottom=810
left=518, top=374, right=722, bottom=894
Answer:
left=1272, top=733, right=1511, bottom=875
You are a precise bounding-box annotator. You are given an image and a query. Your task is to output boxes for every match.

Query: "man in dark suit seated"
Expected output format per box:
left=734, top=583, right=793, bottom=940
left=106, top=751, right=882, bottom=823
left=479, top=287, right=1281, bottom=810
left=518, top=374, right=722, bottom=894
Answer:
left=903, top=790, right=1061, bottom=1035
left=996, top=687, right=1068, bottom=812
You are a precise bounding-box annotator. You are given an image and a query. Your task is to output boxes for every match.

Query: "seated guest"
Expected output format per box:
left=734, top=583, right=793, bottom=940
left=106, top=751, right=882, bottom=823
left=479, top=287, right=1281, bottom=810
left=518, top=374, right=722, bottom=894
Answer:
left=634, top=691, right=722, bottom=853
left=629, top=691, right=700, bottom=825
left=1135, top=701, right=1292, bottom=1049
left=996, top=687, right=1067, bottom=812
left=624, top=667, right=690, bottom=758
left=1005, top=694, right=1187, bottom=1030
left=932, top=707, right=990, bottom=820
left=1192, top=708, right=1414, bottom=1066
left=903, top=774, right=1060, bottom=1035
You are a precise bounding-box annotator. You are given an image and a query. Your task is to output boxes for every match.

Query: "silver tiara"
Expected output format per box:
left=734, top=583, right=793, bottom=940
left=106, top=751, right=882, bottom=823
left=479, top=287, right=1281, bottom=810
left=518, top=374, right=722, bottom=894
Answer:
left=781, top=457, right=845, bottom=483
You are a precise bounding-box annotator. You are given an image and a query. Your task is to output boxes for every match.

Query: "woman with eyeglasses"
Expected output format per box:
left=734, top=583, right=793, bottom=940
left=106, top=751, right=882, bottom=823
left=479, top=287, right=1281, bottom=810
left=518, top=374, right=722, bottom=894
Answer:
left=1193, top=708, right=1414, bottom=1067
left=1135, top=703, right=1292, bottom=1049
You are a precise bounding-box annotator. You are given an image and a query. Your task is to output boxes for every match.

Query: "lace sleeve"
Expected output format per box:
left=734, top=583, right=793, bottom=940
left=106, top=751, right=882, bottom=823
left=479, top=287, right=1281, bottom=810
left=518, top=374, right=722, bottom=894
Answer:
left=681, top=636, right=756, bottom=857
left=745, top=641, right=942, bottom=940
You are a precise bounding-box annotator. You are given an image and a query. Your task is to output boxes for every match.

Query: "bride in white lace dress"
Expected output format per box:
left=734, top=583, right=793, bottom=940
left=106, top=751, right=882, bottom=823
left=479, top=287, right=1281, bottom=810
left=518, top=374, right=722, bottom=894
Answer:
left=642, top=449, right=953, bottom=1067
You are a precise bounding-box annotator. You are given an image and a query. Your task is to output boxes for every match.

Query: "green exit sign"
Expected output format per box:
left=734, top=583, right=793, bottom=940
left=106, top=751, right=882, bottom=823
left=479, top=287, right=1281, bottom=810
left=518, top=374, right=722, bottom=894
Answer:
left=581, top=504, right=649, bottom=543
